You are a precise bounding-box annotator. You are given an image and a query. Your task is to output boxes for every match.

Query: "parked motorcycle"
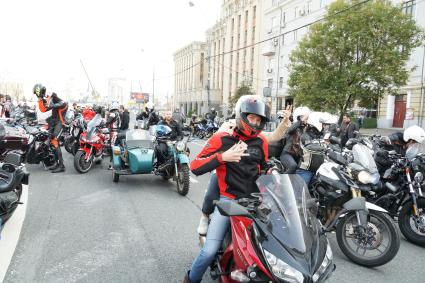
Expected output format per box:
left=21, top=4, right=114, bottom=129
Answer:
left=310, top=143, right=400, bottom=267
left=64, top=112, right=86, bottom=155
left=365, top=145, right=425, bottom=246
left=0, top=152, right=29, bottom=226
left=73, top=114, right=108, bottom=173
left=204, top=119, right=219, bottom=139
left=210, top=173, right=335, bottom=283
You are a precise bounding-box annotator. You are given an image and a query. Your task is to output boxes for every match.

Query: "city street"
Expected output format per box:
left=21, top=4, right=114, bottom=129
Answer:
left=0, top=139, right=424, bottom=283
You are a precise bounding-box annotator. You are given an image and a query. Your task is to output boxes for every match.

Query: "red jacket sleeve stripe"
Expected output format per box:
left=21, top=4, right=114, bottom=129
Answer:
left=190, top=133, right=225, bottom=176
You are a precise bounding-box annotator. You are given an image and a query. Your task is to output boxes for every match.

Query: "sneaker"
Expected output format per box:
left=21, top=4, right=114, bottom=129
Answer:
left=51, top=165, right=65, bottom=173
left=197, top=215, right=209, bottom=236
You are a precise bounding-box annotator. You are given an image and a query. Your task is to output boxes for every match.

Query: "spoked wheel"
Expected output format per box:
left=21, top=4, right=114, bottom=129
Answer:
left=336, top=211, right=400, bottom=267
left=176, top=164, right=190, bottom=196
left=398, top=198, right=425, bottom=246
left=74, top=150, right=94, bottom=173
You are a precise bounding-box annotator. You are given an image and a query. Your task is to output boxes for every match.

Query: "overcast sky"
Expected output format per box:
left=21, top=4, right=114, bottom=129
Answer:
left=0, top=0, right=220, bottom=101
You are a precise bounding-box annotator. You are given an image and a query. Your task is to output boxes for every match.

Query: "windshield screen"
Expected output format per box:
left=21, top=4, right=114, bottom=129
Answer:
left=126, top=129, right=155, bottom=149
left=86, top=114, right=102, bottom=140
left=352, top=144, right=378, bottom=173
left=256, top=174, right=318, bottom=254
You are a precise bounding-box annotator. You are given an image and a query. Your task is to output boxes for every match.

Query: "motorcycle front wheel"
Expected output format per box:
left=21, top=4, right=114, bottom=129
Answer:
left=336, top=210, right=400, bottom=267
left=398, top=198, right=425, bottom=246
left=74, top=150, right=94, bottom=173
left=64, top=137, right=75, bottom=154
left=176, top=163, right=190, bottom=196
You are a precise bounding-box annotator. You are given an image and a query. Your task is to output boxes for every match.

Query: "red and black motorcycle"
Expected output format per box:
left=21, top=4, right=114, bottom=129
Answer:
left=211, top=174, right=335, bottom=283
left=73, top=114, right=108, bottom=173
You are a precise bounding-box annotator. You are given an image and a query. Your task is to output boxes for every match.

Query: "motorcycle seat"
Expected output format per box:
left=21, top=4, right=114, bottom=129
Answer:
left=0, top=167, right=17, bottom=193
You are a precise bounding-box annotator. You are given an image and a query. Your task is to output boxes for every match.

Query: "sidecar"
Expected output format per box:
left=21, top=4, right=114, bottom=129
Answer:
left=111, top=126, right=191, bottom=195
left=111, top=129, right=155, bottom=182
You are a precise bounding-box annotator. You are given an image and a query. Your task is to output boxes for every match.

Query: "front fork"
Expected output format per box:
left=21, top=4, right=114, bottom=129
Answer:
left=351, top=188, right=368, bottom=228
left=406, top=168, right=420, bottom=217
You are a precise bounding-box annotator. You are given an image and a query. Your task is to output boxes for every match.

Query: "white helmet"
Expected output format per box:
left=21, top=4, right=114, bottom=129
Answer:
left=293, top=106, right=311, bottom=120
left=403, top=125, right=425, bottom=143
left=145, top=101, right=154, bottom=111
left=109, top=101, right=119, bottom=111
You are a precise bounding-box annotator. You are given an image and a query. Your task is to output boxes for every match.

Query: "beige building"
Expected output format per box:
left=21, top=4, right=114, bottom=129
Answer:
left=173, top=41, right=209, bottom=116
left=0, top=81, right=24, bottom=102
left=205, top=0, right=263, bottom=117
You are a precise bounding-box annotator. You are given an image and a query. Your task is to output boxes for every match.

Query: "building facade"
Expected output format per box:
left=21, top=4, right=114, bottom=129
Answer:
left=108, top=78, right=129, bottom=106
left=173, top=41, right=209, bottom=116
left=261, top=0, right=425, bottom=127
left=260, top=0, right=331, bottom=114
left=377, top=0, right=425, bottom=129
left=206, top=0, right=263, bottom=117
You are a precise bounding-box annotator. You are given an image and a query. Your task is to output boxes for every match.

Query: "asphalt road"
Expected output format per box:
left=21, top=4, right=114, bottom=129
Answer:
left=3, top=139, right=425, bottom=283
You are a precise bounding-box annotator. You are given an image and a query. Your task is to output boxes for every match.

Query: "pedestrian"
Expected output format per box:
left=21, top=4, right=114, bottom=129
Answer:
left=119, top=105, right=129, bottom=132
left=172, top=108, right=186, bottom=127
left=339, top=113, right=358, bottom=147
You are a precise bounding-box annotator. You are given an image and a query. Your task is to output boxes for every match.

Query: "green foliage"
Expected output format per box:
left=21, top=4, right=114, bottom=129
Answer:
left=288, top=0, right=424, bottom=115
left=363, top=117, right=378, bottom=128
left=229, top=82, right=254, bottom=106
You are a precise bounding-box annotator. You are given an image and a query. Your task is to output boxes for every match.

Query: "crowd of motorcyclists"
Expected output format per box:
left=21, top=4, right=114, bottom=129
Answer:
left=2, top=85, right=425, bottom=282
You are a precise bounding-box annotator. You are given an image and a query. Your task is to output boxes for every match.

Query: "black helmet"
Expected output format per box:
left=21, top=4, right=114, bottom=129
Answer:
left=33, top=84, right=46, bottom=98
left=235, top=95, right=270, bottom=138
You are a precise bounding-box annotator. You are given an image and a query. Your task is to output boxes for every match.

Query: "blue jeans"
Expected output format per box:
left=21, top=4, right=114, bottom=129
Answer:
left=189, top=196, right=232, bottom=282
left=201, top=173, right=220, bottom=215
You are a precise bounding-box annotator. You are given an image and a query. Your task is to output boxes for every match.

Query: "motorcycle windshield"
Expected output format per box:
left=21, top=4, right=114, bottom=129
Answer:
left=125, top=129, right=155, bottom=149
left=352, top=144, right=378, bottom=173
left=86, top=114, right=102, bottom=140
left=256, top=174, right=318, bottom=254
left=65, top=109, right=74, bottom=124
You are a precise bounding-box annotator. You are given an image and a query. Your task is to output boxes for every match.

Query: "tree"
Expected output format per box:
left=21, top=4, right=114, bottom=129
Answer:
left=229, top=81, right=254, bottom=107
left=288, top=0, right=424, bottom=117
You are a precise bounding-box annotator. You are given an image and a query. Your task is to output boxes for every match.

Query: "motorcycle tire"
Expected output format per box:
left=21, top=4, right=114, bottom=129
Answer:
left=398, top=198, right=425, bottom=246
left=176, top=164, right=190, bottom=196
left=112, top=170, right=120, bottom=183
left=74, top=150, right=94, bottom=174
left=205, top=132, right=212, bottom=139
left=64, top=138, right=75, bottom=154
left=198, top=132, right=205, bottom=139
left=336, top=210, right=400, bottom=267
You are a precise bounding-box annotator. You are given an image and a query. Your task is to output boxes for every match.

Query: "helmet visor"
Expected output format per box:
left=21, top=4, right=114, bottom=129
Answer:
left=239, top=100, right=270, bottom=122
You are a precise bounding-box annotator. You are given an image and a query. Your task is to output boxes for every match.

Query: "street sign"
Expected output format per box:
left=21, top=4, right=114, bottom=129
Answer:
left=130, top=92, right=149, bottom=103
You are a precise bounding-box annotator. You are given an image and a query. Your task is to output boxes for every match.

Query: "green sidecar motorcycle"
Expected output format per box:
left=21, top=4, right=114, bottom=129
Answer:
left=111, top=125, right=191, bottom=196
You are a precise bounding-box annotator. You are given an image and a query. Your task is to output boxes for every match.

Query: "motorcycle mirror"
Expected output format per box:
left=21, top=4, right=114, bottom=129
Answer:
left=216, top=201, right=252, bottom=218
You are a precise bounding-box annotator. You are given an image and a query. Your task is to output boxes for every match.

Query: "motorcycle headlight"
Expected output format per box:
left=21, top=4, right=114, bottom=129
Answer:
left=176, top=141, right=186, bottom=152
left=263, top=249, right=304, bottom=283
left=414, top=172, right=424, bottom=183
left=312, top=241, right=333, bottom=282
left=357, top=171, right=380, bottom=184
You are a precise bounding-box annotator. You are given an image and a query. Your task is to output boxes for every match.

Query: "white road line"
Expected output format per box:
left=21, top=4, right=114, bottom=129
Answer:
left=189, top=177, right=199, bottom=183
left=0, top=184, right=29, bottom=283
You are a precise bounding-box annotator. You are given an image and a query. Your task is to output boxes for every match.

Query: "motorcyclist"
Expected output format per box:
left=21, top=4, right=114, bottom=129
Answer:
left=184, top=95, right=271, bottom=283
left=279, top=106, right=311, bottom=174
left=33, top=83, right=68, bottom=173
left=136, top=102, right=159, bottom=128
left=156, top=110, right=183, bottom=168
left=195, top=105, right=292, bottom=236
left=375, top=125, right=425, bottom=172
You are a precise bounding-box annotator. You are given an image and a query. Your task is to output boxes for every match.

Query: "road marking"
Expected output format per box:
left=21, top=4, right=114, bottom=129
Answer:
left=190, top=177, right=199, bottom=184
left=0, top=184, right=29, bottom=283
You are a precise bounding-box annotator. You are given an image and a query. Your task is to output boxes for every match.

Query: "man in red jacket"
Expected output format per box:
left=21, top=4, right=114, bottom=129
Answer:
left=184, top=95, right=270, bottom=283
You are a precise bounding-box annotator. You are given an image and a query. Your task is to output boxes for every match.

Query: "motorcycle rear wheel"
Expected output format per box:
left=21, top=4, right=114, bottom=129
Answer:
left=176, top=164, right=190, bottom=196
left=398, top=198, right=425, bottom=246
left=74, top=150, right=94, bottom=173
left=336, top=210, right=400, bottom=267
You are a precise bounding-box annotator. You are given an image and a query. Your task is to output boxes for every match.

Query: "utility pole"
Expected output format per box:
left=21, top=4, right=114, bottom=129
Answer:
left=80, top=59, right=98, bottom=102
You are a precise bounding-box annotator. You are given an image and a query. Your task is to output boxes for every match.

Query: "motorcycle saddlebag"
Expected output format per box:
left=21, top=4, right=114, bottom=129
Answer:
left=128, top=148, right=154, bottom=174
left=0, top=191, right=19, bottom=224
